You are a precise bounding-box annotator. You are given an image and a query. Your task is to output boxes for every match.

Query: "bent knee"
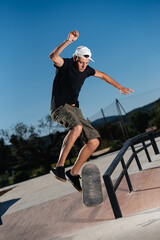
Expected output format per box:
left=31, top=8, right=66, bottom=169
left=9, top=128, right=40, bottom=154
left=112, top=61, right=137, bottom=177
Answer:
left=88, top=138, right=100, bottom=149
left=71, top=125, right=83, bottom=137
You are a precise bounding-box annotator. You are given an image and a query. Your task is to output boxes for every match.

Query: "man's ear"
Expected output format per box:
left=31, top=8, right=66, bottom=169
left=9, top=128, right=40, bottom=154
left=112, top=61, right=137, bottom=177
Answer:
left=73, top=55, right=78, bottom=62
left=73, top=55, right=76, bottom=61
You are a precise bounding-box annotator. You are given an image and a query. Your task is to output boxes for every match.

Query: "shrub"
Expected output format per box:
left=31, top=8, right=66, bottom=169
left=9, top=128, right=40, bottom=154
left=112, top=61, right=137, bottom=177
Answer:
left=0, top=174, right=10, bottom=188
left=13, top=171, right=30, bottom=184
left=109, top=139, right=123, bottom=151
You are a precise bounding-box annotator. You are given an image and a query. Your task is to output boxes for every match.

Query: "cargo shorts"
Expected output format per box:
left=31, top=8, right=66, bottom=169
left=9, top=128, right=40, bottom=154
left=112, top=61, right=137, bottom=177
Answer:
left=51, top=103, right=100, bottom=143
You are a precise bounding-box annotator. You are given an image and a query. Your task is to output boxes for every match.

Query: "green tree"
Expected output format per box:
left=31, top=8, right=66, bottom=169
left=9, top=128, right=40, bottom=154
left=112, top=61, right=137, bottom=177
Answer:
left=37, top=114, right=64, bottom=136
left=128, top=111, right=150, bottom=136
left=0, top=115, right=75, bottom=186
left=0, top=138, right=15, bottom=187
left=150, top=99, right=160, bottom=129
left=0, top=138, right=13, bottom=175
left=0, top=122, right=37, bottom=144
left=8, top=120, right=65, bottom=176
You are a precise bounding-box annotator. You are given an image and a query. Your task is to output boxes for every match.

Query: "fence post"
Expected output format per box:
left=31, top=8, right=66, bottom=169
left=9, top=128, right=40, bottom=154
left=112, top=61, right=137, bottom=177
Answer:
left=103, top=174, right=122, bottom=219
left=121, top=158, right=133, bottom=192
left=101, top=108, right=107, bottom=124
left=131, top=144, right=142, bottom=171
left=142, top=141, right=151, bottom=162
left=149, top=133, right=159, bottom=155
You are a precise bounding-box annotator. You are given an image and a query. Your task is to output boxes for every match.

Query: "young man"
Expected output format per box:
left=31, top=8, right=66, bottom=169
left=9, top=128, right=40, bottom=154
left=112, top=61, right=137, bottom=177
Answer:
left=49, top=30, right=133, bottom=192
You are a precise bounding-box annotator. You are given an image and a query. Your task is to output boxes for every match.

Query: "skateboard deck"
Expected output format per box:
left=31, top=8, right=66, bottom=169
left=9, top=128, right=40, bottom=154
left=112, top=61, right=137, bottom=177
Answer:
left=82, top=163, right=103, bottom=207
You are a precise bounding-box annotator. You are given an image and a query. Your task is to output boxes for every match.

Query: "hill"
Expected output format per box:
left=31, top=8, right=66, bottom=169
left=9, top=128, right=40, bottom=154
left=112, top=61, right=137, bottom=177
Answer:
left=91, top=99, right=158, bottom=126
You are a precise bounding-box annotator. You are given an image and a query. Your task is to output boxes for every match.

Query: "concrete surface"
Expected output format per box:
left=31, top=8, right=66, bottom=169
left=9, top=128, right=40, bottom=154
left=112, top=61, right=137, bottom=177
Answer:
left=0, top=138, right=160, bottom=240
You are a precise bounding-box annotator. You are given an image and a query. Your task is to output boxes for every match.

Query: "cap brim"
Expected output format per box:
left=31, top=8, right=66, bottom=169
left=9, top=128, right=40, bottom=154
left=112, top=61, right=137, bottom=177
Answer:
left=89, top=57, right=94, bottom=62
left=73, top=53, right=94, bottom=62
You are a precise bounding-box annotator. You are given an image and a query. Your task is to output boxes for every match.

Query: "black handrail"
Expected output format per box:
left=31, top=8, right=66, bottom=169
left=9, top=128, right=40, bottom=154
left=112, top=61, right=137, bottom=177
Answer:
left=103, top=131, right=160, bottom=219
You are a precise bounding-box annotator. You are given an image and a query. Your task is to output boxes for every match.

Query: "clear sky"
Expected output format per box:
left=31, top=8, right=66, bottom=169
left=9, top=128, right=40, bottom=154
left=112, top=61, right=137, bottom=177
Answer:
left=0, top=0, right=160, bottom=131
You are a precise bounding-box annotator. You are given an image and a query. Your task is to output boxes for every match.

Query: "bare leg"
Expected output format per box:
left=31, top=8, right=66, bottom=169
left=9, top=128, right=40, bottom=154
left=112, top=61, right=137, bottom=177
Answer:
left=71, top=138, right=100, bottom=175
left=56, top=125, right=82, bottom=167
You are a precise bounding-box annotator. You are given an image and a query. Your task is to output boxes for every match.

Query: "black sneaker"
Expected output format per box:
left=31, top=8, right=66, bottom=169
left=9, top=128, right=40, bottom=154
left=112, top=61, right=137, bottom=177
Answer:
left=66, top=170, right=82, bottom=192
left=50, top=166, right=67, bottom=182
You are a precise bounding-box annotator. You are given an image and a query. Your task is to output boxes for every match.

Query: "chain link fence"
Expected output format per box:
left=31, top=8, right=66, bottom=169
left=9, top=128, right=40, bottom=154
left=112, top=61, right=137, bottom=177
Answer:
left=88, top=88, right=160, bottom=151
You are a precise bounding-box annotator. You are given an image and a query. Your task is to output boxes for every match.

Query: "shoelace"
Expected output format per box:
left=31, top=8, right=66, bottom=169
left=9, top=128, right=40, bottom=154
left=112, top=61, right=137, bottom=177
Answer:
left=77, top=175, right=81, bottom=179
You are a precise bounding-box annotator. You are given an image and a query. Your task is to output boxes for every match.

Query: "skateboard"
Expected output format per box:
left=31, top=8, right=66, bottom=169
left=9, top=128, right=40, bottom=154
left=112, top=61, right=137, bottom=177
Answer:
left=82, top=163, right=103, bottom=207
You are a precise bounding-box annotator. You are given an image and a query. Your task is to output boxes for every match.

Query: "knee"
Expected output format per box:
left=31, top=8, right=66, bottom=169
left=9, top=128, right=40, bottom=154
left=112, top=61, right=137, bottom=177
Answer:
left=88, top=138, right=100, bottom=150
left=71, top=125, right=82, bottom=137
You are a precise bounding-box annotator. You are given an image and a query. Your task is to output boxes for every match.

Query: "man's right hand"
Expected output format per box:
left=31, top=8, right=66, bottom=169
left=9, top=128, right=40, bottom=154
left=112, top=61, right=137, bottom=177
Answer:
left=49, top=30, right=79, bottom=67
left=68, top=30, right=79, bottom=42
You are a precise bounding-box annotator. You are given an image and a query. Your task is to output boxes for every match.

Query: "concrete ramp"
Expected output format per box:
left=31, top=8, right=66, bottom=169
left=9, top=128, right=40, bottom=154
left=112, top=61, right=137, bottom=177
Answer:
left=0, top=150, right=160, bottom=239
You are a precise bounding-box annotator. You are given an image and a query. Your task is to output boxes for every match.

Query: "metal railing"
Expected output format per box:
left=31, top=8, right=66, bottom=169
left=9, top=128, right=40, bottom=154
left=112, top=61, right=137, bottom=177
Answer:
left=103, top=131, right=160, bottom=219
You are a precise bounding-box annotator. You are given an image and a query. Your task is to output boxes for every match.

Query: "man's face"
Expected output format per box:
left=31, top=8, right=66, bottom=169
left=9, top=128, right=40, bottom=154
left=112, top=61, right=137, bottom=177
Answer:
left=75, top=57, right=90, bottom=72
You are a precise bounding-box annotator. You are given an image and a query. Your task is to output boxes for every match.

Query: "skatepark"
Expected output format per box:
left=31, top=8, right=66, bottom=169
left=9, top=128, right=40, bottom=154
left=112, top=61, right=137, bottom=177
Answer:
left=0, top=134, right=160, bottom=240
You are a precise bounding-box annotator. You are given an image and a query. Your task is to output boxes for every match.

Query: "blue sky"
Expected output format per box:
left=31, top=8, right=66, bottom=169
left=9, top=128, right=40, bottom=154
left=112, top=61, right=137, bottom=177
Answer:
left=0, top=0, right=160, bottom=131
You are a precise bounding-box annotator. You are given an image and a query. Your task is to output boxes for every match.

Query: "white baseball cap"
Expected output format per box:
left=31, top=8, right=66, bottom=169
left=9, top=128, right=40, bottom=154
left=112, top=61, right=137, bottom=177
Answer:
left=73, top=46, right=94, bottom=62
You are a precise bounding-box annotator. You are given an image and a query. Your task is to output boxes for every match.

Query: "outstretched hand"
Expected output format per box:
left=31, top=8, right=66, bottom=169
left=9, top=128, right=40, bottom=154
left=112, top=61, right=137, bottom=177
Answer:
left=119, top=87, right=134, bottom=95
left=68, top=30, right=79, bottom=42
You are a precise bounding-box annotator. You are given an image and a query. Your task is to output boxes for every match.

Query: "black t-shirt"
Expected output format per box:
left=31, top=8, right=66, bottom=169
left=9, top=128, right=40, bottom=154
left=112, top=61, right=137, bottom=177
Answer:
left=51, top=58, right=95, bottom=110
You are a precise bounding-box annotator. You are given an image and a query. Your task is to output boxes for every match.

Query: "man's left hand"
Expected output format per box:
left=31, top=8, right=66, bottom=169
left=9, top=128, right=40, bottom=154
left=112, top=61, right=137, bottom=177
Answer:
left=119, top=87, right=134, bottom=95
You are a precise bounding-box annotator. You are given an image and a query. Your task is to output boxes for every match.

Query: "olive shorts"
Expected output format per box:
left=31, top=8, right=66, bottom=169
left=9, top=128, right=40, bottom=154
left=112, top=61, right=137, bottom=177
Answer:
left=51, top=103, right=100, bottom=143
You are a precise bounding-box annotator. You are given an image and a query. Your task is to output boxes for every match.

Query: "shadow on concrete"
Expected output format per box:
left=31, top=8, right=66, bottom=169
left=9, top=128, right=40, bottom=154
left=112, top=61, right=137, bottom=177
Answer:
left=0, top=187, right=16, bottom=197
left=0, top=198, right=21, bottom=225
left=134, top=186, right=160, bottom=192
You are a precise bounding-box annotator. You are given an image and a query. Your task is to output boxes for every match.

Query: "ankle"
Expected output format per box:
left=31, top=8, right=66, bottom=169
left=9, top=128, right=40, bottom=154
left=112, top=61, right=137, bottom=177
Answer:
left=56, top=165, right=64, bottom=168
left=70, top=169, right=78, bottom=176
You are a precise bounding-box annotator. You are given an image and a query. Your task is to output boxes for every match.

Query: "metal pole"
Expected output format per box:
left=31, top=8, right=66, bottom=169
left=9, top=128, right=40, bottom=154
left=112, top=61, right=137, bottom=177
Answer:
left=101, top=108, right=107, bottom=124
left=142, top=141, right=152, bottom=162
left=131, top=144, right=142, bottom=171
left=115, top=99, right=129, bottom=139
left=149, top=133, right=159, bottom=154
left=103, top=174, right=122, bottom=219
left=121, top=158, right=133, bottom=192
left=101, top=108, right=114, bottom=140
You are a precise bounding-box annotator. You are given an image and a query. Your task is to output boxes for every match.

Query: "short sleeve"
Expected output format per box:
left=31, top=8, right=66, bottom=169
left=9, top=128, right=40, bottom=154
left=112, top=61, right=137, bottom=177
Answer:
left=86, top=65, right=95, bottom=77
left=54, top=58, right=70, bottom=70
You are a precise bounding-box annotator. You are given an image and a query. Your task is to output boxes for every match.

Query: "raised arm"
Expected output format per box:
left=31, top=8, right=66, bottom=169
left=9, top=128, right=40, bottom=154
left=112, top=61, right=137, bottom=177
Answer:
left=94, top=70, right=134, bottom=95
left=49, top=30, right=79, bottom=67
